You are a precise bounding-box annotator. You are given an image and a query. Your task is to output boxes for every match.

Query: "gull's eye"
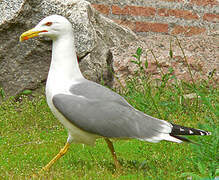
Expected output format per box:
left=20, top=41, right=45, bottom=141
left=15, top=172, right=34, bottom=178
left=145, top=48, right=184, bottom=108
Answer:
left=45, top=22, right=52, bottom=26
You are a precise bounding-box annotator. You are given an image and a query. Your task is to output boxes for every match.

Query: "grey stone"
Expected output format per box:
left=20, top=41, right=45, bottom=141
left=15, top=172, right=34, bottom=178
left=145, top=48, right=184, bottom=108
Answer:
left=0, top=0, right=136, bottom=98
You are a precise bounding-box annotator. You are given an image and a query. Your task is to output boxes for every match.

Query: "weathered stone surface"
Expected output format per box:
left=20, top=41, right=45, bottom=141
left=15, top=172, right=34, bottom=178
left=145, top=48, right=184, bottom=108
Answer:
left=0, top=0, right=136, bottom=98
left=113, top=34, right=219, bottom=88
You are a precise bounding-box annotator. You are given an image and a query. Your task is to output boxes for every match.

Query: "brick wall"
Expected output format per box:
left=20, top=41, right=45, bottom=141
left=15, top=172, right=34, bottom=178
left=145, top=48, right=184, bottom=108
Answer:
left=88, top=0, right=219, bottom=36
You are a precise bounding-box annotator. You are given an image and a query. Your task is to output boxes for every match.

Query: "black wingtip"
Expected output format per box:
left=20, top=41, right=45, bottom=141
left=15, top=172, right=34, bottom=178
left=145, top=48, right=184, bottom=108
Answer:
left=170, top=123, right=211, bottom=136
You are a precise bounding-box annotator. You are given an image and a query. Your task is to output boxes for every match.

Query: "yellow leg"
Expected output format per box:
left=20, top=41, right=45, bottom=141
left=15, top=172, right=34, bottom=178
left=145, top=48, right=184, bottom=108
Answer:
left=41, top=142, right=70, bottom=172
left=104, top=138, right=121, bottom=170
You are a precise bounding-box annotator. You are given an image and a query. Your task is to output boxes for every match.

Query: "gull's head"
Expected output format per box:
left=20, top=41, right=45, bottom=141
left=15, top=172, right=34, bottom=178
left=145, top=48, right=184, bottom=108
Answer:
left=20, top=15, right=72, bottom=42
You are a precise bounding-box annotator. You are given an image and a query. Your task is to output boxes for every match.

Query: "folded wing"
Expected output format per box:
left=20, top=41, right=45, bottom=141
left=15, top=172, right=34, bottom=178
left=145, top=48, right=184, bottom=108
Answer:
left=52, top=92, right=176, bottom=142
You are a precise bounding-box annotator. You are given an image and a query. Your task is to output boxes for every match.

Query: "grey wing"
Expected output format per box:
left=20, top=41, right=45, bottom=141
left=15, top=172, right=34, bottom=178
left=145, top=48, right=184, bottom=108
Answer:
left=69, top=79, right=134, bottom=103
left=52, top=93, right=172, bottom=139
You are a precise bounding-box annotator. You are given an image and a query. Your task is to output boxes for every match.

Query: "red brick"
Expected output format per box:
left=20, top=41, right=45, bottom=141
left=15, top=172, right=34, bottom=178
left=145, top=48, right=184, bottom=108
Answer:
left=92, top=4, right=110, bottom=15
left=203, top=13, right=219, bottom=22
left=113, top=19, right=135, bottom=31
left=171, top=25, right=206, bottom=36
left=190, top=0, right=218, bottom=6
left=158, top=9, right=169, bottom=17
left=112, top=5, right=129, bottom=15
left=129, top=6, right=156, bottom=17
left=112, top=5, right=155, bottom=17
left=169, top=9, right=198, bottom=20
left=158, top=8, right=199, bottom=20
left=136, top=22, right=168, bottom=33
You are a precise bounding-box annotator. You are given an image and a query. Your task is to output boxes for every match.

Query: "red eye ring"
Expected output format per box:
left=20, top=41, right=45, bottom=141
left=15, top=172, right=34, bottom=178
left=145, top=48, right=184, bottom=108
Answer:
left=45, top=22, right=52, bottom=26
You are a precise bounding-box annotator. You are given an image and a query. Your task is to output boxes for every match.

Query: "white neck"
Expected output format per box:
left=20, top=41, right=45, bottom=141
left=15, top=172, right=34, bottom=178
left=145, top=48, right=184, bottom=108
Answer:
left=46, top=32, right=84, bottom=94
left=51, top=33, right=83, bottom=80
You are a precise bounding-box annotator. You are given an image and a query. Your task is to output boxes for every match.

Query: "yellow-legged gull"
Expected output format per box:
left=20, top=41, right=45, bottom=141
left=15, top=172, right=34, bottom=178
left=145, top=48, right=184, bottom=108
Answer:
left=20, top=15, right=211, bottom=172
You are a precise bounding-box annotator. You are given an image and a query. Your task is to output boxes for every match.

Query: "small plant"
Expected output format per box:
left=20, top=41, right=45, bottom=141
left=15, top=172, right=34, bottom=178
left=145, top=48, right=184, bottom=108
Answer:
left=131, top=47, right=148, bottom=75
left=0, top=87, right=5, bottom=99
left=21, top=89, right=33, bottom=95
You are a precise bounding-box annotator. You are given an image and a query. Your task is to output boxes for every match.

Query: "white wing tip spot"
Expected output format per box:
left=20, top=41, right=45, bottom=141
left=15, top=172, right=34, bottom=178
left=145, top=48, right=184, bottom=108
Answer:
left=180, top=128, right=185, bottom=131
left=189, top=130, right=193, bottom=134
left=207, top=131, right=211, bottom=135
left=200, top=131, right=211, bottom=135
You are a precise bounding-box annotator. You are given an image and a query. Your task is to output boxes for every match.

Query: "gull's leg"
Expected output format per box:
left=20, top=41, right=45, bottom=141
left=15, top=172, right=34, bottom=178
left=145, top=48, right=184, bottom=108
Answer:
left=41, top=142, right=70, bottom=172
left=104, top=138, right=121, bottom=170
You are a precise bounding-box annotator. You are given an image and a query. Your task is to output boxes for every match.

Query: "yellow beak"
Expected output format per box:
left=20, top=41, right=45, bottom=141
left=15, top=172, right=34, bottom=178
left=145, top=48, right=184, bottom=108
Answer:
left=20, top=29, right=48, bottom=42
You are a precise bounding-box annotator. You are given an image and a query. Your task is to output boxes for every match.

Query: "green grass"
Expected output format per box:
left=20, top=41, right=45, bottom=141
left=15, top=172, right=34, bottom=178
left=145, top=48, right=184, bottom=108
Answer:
left=0, top=46, right=218, bottom=179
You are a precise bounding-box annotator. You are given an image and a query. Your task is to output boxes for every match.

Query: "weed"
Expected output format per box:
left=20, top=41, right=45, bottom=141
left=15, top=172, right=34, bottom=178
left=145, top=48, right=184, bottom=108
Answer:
left=0, top=87, right=5, bottom=99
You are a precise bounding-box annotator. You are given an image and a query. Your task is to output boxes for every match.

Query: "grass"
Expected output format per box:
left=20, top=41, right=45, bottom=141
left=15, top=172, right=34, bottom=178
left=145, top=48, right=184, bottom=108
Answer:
left=0, top=43, right=218, bottom=179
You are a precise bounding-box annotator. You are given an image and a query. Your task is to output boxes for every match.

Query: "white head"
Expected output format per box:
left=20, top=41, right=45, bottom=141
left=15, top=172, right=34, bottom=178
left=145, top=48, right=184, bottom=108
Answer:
left=20, top=15, right=73, bottom=41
